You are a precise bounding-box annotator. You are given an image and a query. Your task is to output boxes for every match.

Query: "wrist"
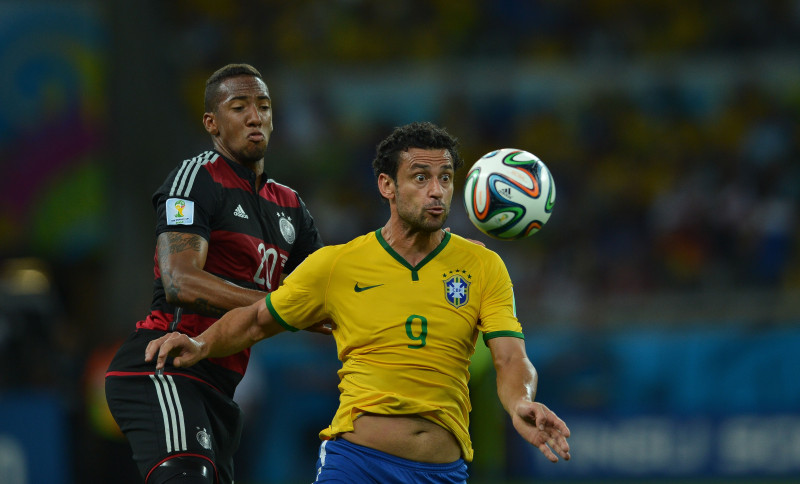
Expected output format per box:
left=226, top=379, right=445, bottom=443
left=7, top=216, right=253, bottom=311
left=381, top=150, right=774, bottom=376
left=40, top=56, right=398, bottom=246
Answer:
left=192, top=336, right=211, bottom=359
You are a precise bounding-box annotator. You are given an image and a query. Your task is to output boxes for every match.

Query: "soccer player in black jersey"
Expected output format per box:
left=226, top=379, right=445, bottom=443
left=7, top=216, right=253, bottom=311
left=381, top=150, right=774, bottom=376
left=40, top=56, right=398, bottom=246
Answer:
left=105, top=64, right=328, bottom=484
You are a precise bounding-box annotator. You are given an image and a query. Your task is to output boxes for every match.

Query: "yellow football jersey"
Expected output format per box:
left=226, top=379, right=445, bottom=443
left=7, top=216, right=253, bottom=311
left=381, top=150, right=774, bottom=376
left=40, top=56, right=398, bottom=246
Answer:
left=265, top=229, right=524, bottom=462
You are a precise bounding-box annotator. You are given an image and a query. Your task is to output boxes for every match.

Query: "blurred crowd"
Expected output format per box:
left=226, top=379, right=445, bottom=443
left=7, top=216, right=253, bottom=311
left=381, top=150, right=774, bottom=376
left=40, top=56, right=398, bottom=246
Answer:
left=1, top=1, right=799, bottom=482
left=162, top=0, right=800, bottom=327
left=164, top=0, right=800, bottom=62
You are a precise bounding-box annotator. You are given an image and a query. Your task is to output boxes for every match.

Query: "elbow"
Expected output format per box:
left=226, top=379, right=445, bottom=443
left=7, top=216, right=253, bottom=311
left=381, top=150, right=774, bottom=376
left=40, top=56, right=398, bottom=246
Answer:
left=252, top=304, right=271, bottom=341
left=495, top=355, right=538, bottom=384
left=164, top=287, right=181, bottom=306
left=250, top=301, right=277, bottom=342
left=162, top=271, right=188, bottom=306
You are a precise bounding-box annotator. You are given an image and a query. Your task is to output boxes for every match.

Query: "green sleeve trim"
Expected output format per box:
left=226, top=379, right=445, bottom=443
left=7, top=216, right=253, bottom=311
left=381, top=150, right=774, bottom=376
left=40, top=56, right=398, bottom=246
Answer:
left=482, top=330, right=525, bottom=344
left=265, top=293, right=299, bottom=332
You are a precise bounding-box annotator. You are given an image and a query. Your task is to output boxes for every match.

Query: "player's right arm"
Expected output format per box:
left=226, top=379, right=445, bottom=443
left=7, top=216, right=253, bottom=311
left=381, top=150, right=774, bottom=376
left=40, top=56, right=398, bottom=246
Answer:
left=154, top=159, right=271, bottom=318
left=144, top=297, right=284, bottom=370
left=158, top=231, right=267, bottom=317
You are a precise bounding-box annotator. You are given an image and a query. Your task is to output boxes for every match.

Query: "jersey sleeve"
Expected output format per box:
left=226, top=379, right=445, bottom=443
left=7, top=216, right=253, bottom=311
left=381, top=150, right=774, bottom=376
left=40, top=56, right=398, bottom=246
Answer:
left=283, top=193, right=324, bottom=274
left=151, top=161, right=217, bottom=241
left=265, top=245, right=334, bottom=331
left=477, top=250, right=524, bottom=342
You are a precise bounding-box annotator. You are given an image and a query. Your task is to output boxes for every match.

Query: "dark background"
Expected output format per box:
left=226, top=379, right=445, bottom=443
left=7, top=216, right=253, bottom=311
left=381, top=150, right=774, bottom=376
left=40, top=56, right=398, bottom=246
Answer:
left=1, top=1, right=799, bottom=483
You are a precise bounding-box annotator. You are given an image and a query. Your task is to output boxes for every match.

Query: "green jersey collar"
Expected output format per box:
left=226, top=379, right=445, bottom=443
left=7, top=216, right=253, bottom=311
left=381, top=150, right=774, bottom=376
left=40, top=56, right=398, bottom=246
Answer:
left=375, top=228, right=451, bottom=281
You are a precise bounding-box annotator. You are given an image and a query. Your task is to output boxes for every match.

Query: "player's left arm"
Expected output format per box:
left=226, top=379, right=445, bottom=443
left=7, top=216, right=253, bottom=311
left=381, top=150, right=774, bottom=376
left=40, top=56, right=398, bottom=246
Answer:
left=487, top=336, right=571, bottom=462
left=144, top=297, right=285, bottom=370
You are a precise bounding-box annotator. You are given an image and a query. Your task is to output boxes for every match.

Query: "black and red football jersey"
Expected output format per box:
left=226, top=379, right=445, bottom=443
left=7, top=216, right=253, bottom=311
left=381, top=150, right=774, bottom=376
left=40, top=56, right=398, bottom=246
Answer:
left=133, top=150, right=323, bottom=381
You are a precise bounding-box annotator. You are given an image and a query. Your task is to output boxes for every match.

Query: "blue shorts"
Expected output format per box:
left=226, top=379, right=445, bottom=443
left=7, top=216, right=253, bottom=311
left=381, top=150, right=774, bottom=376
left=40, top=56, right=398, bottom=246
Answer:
left=314, top=438, right=469, bottom=484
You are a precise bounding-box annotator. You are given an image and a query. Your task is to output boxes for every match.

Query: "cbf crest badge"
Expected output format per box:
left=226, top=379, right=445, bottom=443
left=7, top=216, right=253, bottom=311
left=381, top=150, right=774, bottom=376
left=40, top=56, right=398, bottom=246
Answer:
left=443, top=270, right=471, bottom=308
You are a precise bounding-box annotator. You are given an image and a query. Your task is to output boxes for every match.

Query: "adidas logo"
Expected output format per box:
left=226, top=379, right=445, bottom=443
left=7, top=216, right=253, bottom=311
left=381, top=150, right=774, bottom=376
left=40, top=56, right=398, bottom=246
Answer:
left=233, top=204, right=249, bottom=219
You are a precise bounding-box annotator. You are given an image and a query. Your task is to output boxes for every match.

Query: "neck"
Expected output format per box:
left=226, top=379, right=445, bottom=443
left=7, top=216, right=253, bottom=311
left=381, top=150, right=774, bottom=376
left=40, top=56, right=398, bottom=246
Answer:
left=214, top=146, right=265, bottom=178
left=380, top=220, right=445, bottom=267
left=237, top=158, right=265, bottom=179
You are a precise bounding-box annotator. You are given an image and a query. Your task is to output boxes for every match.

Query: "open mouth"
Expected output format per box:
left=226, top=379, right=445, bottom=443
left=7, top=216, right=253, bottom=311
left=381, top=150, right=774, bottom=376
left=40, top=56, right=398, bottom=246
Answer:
left=427, top=206, right=445, bottom=215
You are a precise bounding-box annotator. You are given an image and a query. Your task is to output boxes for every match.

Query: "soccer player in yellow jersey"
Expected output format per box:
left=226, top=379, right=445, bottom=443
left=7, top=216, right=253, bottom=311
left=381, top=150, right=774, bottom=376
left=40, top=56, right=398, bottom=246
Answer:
left=146, top=122, right=571, bottom=483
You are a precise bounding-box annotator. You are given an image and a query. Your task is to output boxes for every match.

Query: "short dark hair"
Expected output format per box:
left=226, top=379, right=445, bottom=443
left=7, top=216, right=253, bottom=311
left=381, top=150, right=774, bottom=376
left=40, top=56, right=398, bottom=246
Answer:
left=204, top=63, right=264, bottom=113
left=372, top=122, right=463, bottom=181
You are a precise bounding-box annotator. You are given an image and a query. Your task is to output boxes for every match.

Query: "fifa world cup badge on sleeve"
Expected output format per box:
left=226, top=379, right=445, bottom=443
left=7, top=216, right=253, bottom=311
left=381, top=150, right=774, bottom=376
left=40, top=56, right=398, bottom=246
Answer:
left=167, top=198, right=195, bottom=225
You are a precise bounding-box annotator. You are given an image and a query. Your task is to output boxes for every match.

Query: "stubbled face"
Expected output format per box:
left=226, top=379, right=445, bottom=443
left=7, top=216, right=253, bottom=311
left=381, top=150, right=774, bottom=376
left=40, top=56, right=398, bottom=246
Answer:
left=388, top=148, right=455, bottom=233
left=204, top=75, right=273, bottom=164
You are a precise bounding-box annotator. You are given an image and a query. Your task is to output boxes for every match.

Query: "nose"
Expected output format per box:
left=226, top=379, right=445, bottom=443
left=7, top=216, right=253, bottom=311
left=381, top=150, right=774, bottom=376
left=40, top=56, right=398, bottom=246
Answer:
left=245, top=104, right=261, bottom=126
left=429, top=178, right=444, bottom=198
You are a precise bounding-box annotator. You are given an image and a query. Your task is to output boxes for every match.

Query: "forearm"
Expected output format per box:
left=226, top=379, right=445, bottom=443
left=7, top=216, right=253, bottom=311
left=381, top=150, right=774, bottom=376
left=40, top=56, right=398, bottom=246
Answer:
left=495, top=353, right=538, bottom=412
left=164, top=269, right=265, bottom=317
left=157, top=231, right=267, bottom=317
left=195, top=300, right=277, bottom=358
left=146, top=298, right=285, bottom=369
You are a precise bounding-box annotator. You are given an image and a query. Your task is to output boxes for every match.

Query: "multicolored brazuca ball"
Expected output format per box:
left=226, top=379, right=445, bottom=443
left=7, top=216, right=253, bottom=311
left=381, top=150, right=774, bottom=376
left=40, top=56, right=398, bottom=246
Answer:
left=463, top=148, right=556, bottom=240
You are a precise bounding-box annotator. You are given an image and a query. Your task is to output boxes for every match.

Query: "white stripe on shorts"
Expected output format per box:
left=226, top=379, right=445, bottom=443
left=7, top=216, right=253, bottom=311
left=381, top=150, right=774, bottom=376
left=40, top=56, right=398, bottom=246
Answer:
left=150, top=373, right=188, bottom=452
left=315, top=440, right=329, bottom=482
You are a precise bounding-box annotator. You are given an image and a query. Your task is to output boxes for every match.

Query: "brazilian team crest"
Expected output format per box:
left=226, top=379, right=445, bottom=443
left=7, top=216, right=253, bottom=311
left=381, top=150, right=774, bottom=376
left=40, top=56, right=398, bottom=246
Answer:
left=444, top=271, right=470, bottom=308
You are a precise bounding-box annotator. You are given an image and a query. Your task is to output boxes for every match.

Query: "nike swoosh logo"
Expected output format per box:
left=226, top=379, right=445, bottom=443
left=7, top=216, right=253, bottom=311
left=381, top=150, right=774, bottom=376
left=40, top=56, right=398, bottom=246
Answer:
left=354, top=283, right=384, bottom=292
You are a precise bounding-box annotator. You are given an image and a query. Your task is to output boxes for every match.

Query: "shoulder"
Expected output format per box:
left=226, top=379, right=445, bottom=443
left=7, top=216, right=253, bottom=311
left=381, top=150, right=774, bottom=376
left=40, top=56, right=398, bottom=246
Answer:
left=295, top=232, right=374, bottom=270
left=284, top=233, right=372, bottom=284
left=159, top=151, right=220, bottom=191
left=445, top=233, right=509, bottom=273
left=264, top=177, right=297, bottom=195
left=447, top=233, right=500, bottom=259
left=262, top=177, right=304, bottom=208
left=311, top=232, right=374, bottom=259
left=153, top=151, right=222, bottom=203
left=172, top=151, right=220, bottom=177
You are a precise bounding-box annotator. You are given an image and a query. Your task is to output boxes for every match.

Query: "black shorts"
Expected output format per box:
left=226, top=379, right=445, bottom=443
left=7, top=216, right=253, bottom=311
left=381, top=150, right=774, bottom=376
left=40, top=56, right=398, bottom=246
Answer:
left=105, top=371, right=243, bottom=484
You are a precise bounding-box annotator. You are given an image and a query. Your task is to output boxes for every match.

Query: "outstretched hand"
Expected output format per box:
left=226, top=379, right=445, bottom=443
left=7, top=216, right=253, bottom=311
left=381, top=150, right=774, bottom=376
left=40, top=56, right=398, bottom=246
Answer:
left=145, top=332, right=205, bottom=370
left=511, top=401, right=571, bottom=463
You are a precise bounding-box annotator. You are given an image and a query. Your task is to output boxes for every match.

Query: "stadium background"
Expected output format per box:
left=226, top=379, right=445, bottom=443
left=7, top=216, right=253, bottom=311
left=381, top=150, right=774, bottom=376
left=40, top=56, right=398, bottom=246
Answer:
left=1, top=1, right=799, bottom=483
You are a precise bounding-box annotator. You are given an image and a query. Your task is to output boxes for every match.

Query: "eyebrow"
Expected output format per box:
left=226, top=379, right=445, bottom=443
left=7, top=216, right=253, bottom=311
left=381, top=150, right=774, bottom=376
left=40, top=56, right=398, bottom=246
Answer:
left=410, top=162, right=453, bottom=171
left=226, top=94, right=271, bottom=103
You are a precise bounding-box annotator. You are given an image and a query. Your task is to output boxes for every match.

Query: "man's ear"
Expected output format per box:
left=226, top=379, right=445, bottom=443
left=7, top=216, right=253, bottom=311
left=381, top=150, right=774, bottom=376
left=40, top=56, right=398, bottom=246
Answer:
left=377, top=173, right=395, bottom=200
left=203, top=112, right=219, bottom=136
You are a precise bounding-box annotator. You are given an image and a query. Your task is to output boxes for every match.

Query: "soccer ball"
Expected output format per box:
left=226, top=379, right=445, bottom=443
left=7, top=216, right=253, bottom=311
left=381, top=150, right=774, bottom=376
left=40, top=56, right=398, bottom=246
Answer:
left=463, top=148, right=556, bottom=240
